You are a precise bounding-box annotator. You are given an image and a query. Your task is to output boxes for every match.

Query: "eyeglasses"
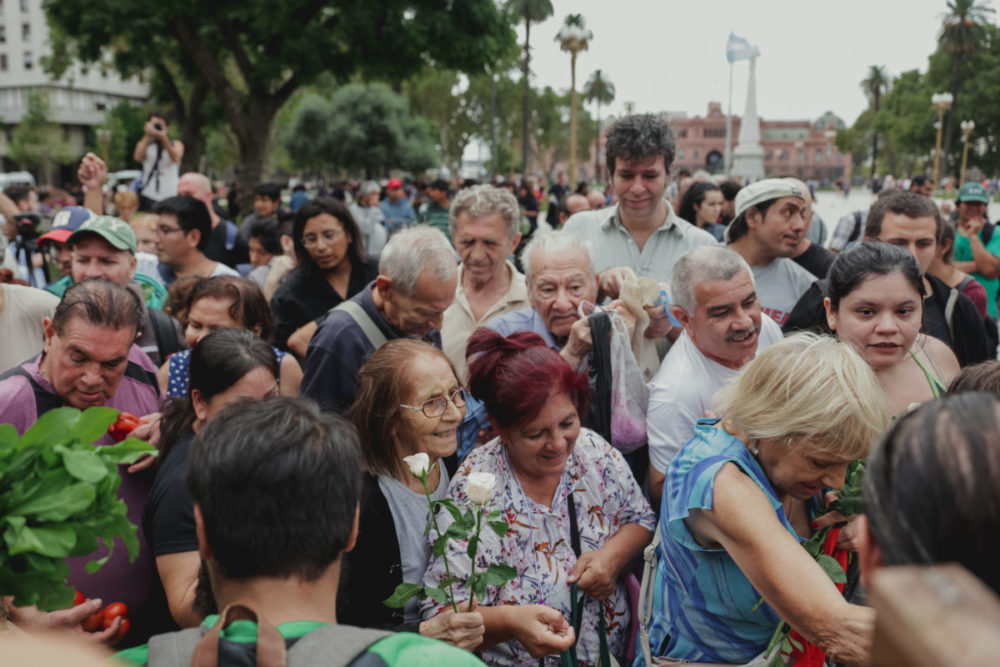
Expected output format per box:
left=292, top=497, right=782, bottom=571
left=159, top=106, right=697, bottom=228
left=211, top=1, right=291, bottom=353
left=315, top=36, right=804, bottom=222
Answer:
left=302, top=229, right=345, bottom=247
left=156, top=225, right=184, bottom=236
left=400, top=387, right=469, bottom=418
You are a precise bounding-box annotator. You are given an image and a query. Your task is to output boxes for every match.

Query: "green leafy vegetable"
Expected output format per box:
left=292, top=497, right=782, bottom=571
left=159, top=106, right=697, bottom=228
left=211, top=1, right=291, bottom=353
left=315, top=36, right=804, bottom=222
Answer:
left=0, top=407, right=156, bottom=611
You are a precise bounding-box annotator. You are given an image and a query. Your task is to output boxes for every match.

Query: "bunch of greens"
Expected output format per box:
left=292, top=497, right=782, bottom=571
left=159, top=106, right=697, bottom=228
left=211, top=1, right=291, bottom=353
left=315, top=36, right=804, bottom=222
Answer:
left=0, top=407, right=156, bottom=611
left=758, top=460, right=866, bottom=665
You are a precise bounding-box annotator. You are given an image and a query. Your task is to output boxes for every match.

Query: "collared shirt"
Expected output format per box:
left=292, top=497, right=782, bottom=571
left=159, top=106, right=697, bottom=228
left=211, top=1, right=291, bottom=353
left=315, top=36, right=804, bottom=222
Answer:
left=562, top=201, right=718, bottom=285
left=485, top=305, right=560, bottom=350
left=442, top=261, right=529, bottom=381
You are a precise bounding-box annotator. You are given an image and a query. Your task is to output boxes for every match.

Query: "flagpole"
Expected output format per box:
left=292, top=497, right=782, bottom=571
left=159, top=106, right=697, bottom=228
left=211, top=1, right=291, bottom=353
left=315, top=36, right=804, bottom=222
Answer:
left=724, top=61, right=733, bottom=177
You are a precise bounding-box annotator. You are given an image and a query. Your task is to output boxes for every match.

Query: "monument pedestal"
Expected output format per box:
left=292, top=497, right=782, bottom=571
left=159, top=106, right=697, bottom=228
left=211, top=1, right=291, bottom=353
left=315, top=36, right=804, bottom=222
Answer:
left=732, top=55, right=765, bottom=182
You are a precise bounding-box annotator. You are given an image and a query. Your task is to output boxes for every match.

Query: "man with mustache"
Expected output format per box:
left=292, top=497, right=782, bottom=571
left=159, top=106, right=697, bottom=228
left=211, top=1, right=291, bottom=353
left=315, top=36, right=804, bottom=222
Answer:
left=440, top=185, right=528, bottom=382
left=646, top=245, right=783, bottom=505
left=726, top=178, right=816, bottom=326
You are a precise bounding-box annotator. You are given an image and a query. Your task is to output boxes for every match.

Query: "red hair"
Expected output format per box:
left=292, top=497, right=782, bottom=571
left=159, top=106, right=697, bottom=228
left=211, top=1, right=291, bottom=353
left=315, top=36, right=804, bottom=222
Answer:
left=466, top=328, right=589, bottom=429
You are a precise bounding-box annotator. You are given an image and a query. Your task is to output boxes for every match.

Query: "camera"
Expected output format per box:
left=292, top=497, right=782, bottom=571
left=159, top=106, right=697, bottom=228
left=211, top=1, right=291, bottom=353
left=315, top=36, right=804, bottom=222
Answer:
left=153, top=122, right=164, bottom=131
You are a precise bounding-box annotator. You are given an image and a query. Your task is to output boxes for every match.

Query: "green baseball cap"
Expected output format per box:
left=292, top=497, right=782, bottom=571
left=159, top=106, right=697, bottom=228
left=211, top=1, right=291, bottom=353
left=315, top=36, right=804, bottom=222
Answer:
left=958, top=182, right=990, bottom=204
left=67, top=215, right=137, bottom=253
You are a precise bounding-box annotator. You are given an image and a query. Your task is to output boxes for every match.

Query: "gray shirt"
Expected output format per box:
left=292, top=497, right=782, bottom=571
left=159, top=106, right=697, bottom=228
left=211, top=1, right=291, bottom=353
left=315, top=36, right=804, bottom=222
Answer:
left=563, top=201, right=718, bottom=285
left=378, top=464, right=450, bottom=623
left=749, top=258, right=817, bottom=326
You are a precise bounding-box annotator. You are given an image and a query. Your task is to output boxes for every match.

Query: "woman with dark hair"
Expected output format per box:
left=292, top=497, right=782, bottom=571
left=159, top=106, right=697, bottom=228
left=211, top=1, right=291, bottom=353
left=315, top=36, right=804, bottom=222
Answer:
left=823, top=241, right=959, bottom=416
left=269, top=197, right=379, bottom=352
left=422, top=328, right=655, bottom=665
left=156, top=275, right=301, bottom=397
left=859, top=392, right=1000, bottom=595
left=678, top=181, right=726, bottom=241
left=340, top=339, right=485, bottom=650
left=144, top=328, right=280, bottom=628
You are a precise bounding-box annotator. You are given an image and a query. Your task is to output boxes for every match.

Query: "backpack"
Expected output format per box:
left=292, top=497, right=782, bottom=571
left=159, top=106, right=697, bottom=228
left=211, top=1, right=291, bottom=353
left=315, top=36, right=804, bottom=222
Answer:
left=147, top=603, right=392, bottom=667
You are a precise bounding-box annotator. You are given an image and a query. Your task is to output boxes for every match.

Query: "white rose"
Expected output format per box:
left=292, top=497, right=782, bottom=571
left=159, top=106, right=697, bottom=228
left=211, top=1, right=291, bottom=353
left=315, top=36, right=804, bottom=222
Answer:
left=466, top=472, right=496, bottom=505
left=403, top=453, right=431, bottom=478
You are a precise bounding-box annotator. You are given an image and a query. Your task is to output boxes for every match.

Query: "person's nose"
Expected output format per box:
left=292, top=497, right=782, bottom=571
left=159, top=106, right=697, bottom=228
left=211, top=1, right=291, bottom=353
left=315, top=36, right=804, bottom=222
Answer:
left=822, top=462, right=850, bottom=491
left=80, top=363, right=103, bottom=388
left=732, top=307, right=753, bottom=331
left=874, top=311, right=899, bottom=333
left=553, top=287, right=575, bottom=312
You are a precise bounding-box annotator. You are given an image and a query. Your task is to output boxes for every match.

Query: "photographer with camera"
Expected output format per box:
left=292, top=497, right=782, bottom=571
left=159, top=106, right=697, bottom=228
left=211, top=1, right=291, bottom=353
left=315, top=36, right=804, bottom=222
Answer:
left=133, top=112, right=184, bottom=212
left=1, top=185, right=49, bottom=287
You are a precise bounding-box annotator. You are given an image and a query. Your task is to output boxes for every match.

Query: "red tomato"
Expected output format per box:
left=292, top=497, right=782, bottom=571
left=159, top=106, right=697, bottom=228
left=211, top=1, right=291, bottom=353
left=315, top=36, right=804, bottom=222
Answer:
left=81, top=608, right=104, bottom=632
left=114, top=618, right=130, bottom=641
left=108, top=413, right=143, bottom=442
left=73, top=590, right=86, bottom=606
left=103, top=602, right=129, bottom=622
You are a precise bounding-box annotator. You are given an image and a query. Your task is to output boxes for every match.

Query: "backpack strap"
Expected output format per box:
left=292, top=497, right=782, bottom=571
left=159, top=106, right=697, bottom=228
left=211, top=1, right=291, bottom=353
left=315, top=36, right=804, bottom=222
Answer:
left=334, top=300, right=388, bottom=350
left=191, top=603, right=286, bottom=667
left=0, top=364, right=67, bottom=416
left=149, top=308, right=184, bottom=361
left=147, top=628, right=204, bottom=667
left=637, top=527, right=663, bottom=667
left=289, top=624, right=391, bottom=666
left=945, top=286, right=960, bottom=344
left=848, top=210, right=863, bottom=244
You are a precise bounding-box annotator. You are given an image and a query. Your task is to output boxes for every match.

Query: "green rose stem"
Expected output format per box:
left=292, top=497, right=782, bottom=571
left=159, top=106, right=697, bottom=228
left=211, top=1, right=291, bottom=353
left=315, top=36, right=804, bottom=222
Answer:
left=420, top=466, right=459, bottom=614
left=467, top=505, right=485, bottom=613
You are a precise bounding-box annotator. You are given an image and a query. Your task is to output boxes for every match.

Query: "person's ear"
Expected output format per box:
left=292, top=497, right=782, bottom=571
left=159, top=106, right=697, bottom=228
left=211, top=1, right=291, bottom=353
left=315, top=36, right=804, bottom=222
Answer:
left=128, top=254, right=137, bottom=280
left=192, top=388, right=210, bottom=423
left=672, top=305, right=691, bottom=330
left=823, top=296, right=837, bottom=332
left=344, top=505, right=360, bottom=553
left=42, top=317, right=56, bottom=351
left=194, top=504, right=213, bottom=562
left=375, top=275, right=393, bottom=300
left=746, top=207, right=762, bottom=229
left=855, top=515, right=882, bottom=590
left=186, top=228, right=201, bottom=250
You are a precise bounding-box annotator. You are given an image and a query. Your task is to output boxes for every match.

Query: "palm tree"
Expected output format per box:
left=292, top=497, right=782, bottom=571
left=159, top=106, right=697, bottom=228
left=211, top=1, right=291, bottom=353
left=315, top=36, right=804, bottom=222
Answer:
left=507, top=0, right=554, bottom=178
left=860, top=65, right=889, bottom=180
left=556, top=14, right=593, bottom=186
left=938, top=0, right=994, bottom=173
left=584, top=70, right=615, bottom=182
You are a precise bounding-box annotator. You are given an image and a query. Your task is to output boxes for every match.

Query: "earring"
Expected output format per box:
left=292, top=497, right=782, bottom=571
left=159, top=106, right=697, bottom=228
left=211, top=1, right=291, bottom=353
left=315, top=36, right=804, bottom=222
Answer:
left=749, top=441, right=759, bottom=457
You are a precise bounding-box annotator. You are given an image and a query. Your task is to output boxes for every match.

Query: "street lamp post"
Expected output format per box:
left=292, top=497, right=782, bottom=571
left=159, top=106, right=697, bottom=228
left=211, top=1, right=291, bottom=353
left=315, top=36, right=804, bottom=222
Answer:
left=931, top=92, right=953, bottom=191
left=96, top=128, right=112, bottom=166
left=960, top=120, right=975, bottom=186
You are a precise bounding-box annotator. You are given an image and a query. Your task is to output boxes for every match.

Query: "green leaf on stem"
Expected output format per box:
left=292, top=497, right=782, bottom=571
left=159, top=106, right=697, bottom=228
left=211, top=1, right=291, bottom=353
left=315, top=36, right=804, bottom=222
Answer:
left=483, top=563, right=517, bottom=586
left=816, top=553, right=847, bottom=584
left=424, top=586, right=448, bottom=605
left=384, top=582, right=425, bottom=608
left=432, top=532, right=450, bottom=558
left=490, top=520, right=508, bottom=537
left=466, top=536, right=479, bottom=560
left=60, top=448, right=108, bottom=483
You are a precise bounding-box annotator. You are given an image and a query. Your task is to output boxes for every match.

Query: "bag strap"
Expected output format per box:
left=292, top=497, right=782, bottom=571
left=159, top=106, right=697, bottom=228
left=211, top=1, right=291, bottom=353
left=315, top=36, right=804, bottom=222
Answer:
left=944, top=286, right=959, bottom=343
left=638, top=528, right=662, bottom=667
left=191, top=603, right=286, bottom=667
left=147, top=628, right=204, bottom=667
left=0, top=364, right=67, bottom=416
left=288, top=624, right=391, bottom=665
left=334, top=300, right=388, bottom=350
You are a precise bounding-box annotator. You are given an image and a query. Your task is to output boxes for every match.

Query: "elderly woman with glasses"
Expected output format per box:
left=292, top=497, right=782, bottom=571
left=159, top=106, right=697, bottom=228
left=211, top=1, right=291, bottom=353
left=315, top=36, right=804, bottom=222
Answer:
left=338, top=338, right=486, bottom=650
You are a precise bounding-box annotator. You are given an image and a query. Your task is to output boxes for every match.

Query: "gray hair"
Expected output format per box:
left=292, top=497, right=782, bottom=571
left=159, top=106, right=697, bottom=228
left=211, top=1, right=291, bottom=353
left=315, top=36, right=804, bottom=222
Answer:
left=520, top=231, right=595, bottom=285
left=449, top=185, right=521, bottom=240
left=671, top=245, right=754, bottom=313
left=53, top=278, right=143, bottom=338
left=378, top=225, right=457, bottom=296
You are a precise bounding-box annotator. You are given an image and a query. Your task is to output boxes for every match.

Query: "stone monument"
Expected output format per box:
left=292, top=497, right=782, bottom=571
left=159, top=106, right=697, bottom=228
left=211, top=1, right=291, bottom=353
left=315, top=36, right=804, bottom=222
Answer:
left=731, top=54, right=765, bottom=182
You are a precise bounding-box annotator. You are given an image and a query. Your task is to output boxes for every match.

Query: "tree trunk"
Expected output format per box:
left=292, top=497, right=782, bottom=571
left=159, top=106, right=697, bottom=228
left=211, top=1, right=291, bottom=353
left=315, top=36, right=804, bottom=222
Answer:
left=871, top=94, right=879, bottom=180
left=568, top=51, right=578, bottom=186
left=520, top=17, right=531, bottom=177
left=179, top=79, right=210, bottom=174
left=232, top=107, right=273, bottom=218
left=594, top=99, right=601, bottom=182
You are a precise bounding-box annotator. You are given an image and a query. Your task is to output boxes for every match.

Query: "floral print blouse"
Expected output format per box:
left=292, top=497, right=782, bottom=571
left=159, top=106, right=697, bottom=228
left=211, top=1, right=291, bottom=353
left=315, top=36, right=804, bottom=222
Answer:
left=421, top=428, right=656, bottom=665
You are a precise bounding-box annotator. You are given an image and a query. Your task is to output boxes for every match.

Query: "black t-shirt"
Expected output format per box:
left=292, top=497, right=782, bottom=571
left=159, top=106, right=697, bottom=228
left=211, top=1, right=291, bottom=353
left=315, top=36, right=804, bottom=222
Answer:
left=269, top=257, right=380, bottom=351
left=203, top=219, right=250, bottom=268
left=793, top=243, right=836, bottom=279
left=144, top=430, right=198, bottom=557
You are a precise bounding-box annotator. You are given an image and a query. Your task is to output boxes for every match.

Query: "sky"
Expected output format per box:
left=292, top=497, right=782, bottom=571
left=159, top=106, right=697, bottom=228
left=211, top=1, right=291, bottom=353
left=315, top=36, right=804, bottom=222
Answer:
left=520, top=0, right=987, bottom=126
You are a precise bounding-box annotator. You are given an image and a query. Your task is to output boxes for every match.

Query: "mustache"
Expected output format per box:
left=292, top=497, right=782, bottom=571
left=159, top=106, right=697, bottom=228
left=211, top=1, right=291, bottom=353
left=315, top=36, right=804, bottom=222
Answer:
left=725, top=321, right=758, bottom=342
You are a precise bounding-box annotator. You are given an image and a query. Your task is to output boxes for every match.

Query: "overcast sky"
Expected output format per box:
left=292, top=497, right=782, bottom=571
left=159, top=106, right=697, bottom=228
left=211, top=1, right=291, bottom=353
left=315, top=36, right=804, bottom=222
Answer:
left=521, top=0, right=989, bottom=127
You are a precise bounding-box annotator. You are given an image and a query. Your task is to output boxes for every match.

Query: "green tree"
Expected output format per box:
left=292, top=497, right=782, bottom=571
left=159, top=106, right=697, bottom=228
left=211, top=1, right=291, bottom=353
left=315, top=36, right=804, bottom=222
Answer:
left=583, top=69, right=615, bottom=181
left=556, top=14, right=592, bottom=186
left=45, top=0, right=515, bottom=212
left=937, top=0, right=995, bottom=172
left=7, top=90, right=76, bottom=185
left=282, top=84, right=439, bottom=178
left=860, top=65, right=889, bottom=179
left=91, top=102, right=147, bottom=172
left=507, top=0, right=554, bottom=176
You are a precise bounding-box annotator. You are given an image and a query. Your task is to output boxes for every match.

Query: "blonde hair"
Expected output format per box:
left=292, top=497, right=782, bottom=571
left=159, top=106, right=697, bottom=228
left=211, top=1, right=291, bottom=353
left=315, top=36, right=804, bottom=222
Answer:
left=114, top=190, right=139, bottom=209
left=130, top=212, right=158, bottom=234
left=714, top=332, right=889, bottom=459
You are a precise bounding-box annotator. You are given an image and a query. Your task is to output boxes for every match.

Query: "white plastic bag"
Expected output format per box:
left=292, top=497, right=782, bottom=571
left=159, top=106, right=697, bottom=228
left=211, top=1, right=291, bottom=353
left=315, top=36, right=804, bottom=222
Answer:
left=607, top=309, right=649, bottom=453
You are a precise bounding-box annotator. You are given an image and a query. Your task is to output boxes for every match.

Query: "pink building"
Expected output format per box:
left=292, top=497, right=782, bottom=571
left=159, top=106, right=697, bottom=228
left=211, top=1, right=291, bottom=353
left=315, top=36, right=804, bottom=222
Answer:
left=669, top=103, right=851, bottom=183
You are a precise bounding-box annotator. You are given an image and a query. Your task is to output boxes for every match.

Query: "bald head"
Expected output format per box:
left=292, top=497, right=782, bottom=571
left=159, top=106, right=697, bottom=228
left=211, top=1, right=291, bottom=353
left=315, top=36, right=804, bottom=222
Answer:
left=587, top=191, right=606, bottom=210
left=559, top=193, right=592, bottom=226
left=177, top=172, right=215, bottom=221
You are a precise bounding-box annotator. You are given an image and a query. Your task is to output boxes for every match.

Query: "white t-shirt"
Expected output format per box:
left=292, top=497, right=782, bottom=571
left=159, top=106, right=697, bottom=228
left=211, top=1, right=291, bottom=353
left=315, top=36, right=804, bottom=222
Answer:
left=210, top=262, right=240, bottom=278
left=750, top=258, right=816, bottom=326
left=0, top=284, right=59, bottom=373
left=646, top=314, right=784, bottom=472
left=140, top=141, right=180, bottom=202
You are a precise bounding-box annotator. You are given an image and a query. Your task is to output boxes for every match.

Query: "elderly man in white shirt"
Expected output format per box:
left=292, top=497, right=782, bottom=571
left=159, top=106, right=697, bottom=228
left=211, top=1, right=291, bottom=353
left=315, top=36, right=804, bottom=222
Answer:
left=646, top=245, right=784, bottom=505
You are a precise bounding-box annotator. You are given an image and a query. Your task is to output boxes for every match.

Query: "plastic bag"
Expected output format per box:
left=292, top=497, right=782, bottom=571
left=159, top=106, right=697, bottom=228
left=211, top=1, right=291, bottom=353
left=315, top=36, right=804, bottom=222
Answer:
left=607, top=309, right=649, bottom=453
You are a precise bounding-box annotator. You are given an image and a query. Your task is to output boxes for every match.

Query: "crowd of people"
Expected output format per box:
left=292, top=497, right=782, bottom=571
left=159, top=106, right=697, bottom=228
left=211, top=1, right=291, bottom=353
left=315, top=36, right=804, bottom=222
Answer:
left=1, top=110, right=1000, bottom=666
